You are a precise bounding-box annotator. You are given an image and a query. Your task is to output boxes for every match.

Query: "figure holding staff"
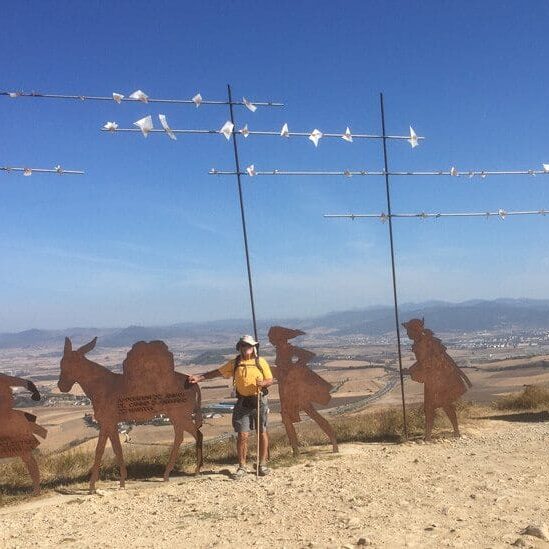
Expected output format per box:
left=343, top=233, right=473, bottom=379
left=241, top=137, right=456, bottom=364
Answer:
left=188, top=335, right=273, bottom=478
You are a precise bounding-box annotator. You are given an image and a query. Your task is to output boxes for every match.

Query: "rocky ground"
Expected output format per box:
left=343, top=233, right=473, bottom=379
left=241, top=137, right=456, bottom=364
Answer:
left=0, top=416, right=547, bottom=548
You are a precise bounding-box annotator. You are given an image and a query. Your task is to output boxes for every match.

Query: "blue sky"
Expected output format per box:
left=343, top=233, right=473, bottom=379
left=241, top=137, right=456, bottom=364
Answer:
left=1, top=1, right=549, bottom=331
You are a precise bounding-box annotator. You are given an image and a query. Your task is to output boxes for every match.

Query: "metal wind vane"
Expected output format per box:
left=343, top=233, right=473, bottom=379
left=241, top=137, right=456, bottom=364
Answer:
left=1, top=89, right=283, bottom=108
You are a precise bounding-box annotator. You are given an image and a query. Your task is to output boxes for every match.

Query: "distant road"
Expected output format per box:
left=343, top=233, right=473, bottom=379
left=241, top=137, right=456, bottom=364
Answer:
left=329, top=372, right=400, bottom=415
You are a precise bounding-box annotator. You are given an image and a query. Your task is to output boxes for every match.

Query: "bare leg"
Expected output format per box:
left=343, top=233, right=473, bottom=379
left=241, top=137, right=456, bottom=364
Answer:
left=443, top=404, right=461, bottom=437
left=90, top=430, right=108, bottom=493
left=304, top=405, right=339, bottom=453
left=20, top=452, right=40, bottom=496
left=282, top=415, right=300, bottom=457
left=108, top=432, right=127, bottom=488
left=237, top=432, right=249, bottom=467
left=424, top=406, right=435, bottom=442
left=259, top=431, right=269, bottom=464
left=164, top=420, right=184, bottom=481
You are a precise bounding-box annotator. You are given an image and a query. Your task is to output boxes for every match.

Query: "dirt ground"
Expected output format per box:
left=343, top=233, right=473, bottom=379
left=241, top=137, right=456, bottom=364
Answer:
left=1, top=415, right=547, bottom=548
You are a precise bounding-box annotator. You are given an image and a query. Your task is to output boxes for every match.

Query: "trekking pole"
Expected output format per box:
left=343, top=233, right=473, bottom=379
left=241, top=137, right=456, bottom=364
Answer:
left=256, top=382, right=261, bottom=478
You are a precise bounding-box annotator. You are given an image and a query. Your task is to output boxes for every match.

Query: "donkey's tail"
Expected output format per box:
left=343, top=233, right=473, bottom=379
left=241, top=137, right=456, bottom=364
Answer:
left=192, top=381, right=203, bottom=428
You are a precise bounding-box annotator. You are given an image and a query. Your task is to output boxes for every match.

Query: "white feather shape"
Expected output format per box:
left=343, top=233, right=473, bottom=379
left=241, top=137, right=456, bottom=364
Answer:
left=159, top=114, right=177, bottom=140
left=342, top=127, right=353, bottom=143
left=309, top=129, right=323, bottom=147
left=129, top=90, right=149, bottom=103
left=220, top=121, right=234, bottom=140
left=133, top=115, right=153, bottom=137
left=243, top=97, right=257, bottom=112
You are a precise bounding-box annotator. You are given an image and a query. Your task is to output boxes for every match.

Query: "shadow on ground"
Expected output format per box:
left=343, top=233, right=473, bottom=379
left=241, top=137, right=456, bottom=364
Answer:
left=483, top=410, right=548, bottom=423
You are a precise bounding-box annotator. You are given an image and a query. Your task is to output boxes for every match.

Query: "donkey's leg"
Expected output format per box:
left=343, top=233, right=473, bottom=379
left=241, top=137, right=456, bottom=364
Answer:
left=281, top=414, right=300, bottom=457
left=90, top=429, right=108, bottom=493
left=163, top=418, right=184, bottom=481
left=304, top=405, right=339, bottom=453
left=443, top=404, right=461, bottom=437
left=108, top=431, right=127, bottom=488
left=183, top=420, right=203, bottom=474
left=20, top=452, right=40, bottom=496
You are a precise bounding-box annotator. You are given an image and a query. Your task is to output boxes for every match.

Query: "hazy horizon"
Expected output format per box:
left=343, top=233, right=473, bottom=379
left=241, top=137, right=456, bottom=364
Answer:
left=2, top=296, right=548, bottom=334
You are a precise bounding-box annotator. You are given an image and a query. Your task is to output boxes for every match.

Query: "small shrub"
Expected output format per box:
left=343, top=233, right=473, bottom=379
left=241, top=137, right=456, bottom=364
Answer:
left=494, top=385, right=549, bottom=410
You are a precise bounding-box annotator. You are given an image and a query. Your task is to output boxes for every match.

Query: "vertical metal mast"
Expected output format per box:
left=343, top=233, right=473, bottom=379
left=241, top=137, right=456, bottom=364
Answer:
left=227, top=84, right=259, bottom=342
left=379, top=92, right=408, bottom=439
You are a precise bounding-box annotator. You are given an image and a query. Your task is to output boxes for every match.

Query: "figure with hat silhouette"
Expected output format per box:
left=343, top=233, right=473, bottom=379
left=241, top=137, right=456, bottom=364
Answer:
left=268, top=326, right=338, bottom=456
left=0, top=373, right=47, bottom=495
left=188, top=335, right=273, bottom=478
left=402, top=318, right=472, bottom=441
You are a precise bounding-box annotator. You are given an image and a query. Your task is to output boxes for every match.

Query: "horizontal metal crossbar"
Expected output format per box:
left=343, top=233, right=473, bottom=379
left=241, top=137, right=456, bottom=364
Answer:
left=209, top=169, right=549, bottom=177
left=324, top=210, right=548, bottom=220
left=1, top=166, right=84, bottom=175
left=1, top=90, right=283, bottom=107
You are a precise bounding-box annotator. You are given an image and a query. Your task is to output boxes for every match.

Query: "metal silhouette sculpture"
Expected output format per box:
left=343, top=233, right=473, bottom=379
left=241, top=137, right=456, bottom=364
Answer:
left=58, top=338, right=203, bottom=492
left=403, top=318, right=472, bottom=440
left=268, top=326, right=338, bottom=456
left=0, top=374, right=47, bottom=495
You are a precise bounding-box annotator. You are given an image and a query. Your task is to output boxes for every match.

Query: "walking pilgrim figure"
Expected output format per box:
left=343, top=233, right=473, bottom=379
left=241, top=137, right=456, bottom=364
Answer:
left=58, top=338, right=203, bottom=492
left=0, top=374, right=47, bottom=495
left=403, top=318, right=472, bottom=441
left=268, top=326, right=338, bottom=456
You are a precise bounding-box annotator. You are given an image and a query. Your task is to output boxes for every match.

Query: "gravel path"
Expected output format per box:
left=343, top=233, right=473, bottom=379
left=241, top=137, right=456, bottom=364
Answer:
left=1, top=418, right=548, bottom=548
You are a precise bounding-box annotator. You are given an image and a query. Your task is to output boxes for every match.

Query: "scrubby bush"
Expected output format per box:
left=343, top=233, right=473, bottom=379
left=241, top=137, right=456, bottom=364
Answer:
left=494, top=385, right=549, bottom=410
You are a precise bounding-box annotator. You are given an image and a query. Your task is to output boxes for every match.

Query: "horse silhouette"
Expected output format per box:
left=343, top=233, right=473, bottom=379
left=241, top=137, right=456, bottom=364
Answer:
left=58, top=337, right=203, bottom=492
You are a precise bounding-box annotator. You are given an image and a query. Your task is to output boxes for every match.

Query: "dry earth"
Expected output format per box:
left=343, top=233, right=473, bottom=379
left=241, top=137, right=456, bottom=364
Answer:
left=1, top=416, right=548, bottom=548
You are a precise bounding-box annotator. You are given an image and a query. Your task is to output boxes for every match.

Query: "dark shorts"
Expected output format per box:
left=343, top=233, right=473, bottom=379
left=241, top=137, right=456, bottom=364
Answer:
left=232, top=395, right=269, bottom=433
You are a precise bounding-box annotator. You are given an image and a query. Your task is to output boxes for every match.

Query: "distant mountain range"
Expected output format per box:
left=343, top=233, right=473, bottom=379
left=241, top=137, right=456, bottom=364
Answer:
left=1, top=298, right=549, bottom=350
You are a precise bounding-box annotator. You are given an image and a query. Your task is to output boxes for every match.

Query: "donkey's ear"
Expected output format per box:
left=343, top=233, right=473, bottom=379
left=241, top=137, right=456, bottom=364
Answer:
left=64, top=337, right=72, bottom=354
left=77, top=337, right=97, bottom=355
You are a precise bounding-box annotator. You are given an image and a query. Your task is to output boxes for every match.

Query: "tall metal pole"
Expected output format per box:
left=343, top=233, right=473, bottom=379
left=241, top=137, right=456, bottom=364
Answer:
left=227, top=84, right=263, bottom=477
left=379, top=92, right=408, bottom=439
left=227, top=84, right=259, bottom=342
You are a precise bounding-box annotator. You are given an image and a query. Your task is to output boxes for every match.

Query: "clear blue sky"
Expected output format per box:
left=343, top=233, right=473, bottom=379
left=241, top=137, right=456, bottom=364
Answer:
left=1, top=1, right=549, bottom=331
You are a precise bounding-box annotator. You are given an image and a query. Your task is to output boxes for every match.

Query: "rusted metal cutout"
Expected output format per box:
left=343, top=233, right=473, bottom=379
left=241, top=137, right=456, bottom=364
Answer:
left=0, top=374, right=47, bottom=495
left=403, top=318, right=472, bottom=440
left=58, top=338, right=203, bottom=492
left=268, top=326, right=338, bottom=456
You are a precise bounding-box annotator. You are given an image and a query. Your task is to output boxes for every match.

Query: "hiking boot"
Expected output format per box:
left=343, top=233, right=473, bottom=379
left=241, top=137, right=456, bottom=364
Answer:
left=231, top=466, right=247, bottom=480
left=258, top=464, right=271, bottom=477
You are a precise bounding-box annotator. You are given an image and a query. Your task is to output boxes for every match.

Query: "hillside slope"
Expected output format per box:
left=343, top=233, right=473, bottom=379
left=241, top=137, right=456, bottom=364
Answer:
left=1, top=417, right=547, bottom=548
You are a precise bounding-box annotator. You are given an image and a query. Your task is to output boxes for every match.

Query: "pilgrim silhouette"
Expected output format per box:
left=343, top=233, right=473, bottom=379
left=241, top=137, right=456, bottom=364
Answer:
left=268, top=326, right=338, bottom=456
